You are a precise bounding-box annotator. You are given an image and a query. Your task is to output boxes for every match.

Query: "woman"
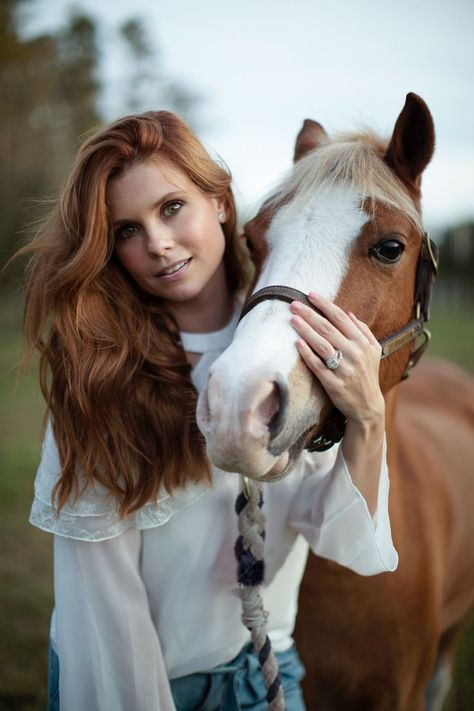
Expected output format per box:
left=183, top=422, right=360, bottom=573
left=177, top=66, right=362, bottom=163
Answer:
left=24, top=110, right=397, bottom=710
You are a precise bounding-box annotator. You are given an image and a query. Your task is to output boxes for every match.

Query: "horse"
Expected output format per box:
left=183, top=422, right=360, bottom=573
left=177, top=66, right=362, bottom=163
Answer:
left=196, top=93, right=474, bottom=709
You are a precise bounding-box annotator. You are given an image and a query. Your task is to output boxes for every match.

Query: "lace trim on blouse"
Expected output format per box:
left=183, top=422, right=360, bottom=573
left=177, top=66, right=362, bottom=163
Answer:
left=29, top=416, right=210, bottom=541
left=29, top=487, right=209, bottom=542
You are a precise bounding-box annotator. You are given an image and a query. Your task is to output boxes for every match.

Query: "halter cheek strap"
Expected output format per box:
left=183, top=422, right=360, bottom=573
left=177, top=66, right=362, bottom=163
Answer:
left=238, top=233, right=439, bottom=452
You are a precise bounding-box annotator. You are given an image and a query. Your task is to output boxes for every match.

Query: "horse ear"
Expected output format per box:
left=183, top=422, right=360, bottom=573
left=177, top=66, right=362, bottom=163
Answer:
left=294, top=119, right=328, bottom=162
left=384, top=93, right=435, bottom=189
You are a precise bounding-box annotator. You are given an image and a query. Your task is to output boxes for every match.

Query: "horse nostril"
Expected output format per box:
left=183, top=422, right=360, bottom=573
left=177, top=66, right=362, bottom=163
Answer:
left=257, top=376, right=289, bottom=441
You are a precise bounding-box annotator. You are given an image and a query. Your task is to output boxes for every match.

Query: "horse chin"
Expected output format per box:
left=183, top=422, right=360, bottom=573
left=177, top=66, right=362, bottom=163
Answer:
left=210, top=447, right=294, bottom=483
left=259, top=427, right=311, bottom=482
left=257, top=451, right=291, bottom=482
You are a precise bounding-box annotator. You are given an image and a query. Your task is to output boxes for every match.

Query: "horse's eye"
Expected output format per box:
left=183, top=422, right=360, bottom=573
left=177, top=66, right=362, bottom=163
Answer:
left=370, top=239, right=405, bottom=264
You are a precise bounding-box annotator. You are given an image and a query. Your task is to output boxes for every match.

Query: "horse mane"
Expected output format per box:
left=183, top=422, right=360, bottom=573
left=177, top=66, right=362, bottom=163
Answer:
left=268, top=130, right=424, bottom=232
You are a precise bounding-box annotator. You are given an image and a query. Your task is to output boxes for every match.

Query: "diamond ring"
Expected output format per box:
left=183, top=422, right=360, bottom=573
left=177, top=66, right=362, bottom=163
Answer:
left=324, top=350, right=343, bottom=370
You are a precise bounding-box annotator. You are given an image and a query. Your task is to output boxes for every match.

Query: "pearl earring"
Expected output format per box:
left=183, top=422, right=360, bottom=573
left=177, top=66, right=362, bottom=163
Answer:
left=218, top=212, right=225, bottom=223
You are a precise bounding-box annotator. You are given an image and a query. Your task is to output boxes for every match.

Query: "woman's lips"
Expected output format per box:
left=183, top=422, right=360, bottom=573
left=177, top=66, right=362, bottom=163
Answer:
left=156, top=257, right=192, bottom=279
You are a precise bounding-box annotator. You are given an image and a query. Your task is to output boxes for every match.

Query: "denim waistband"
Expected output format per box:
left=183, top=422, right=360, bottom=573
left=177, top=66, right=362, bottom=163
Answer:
left=169, top=642, right=306, bottom=711
left=47, top=639, right=306, bottom=711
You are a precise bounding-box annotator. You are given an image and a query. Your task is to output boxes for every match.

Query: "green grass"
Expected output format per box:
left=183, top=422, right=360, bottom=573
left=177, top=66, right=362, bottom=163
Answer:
left=0, top=350, right=49, bottom=708
left=444, top=613, right=474, bottom=711
left=0, top=296, right=472, bottom=710
left=428, top=308, right=474, bottom=371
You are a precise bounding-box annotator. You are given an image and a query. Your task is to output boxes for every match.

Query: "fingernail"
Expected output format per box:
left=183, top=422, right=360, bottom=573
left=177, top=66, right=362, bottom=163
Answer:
left=290, top=301, right=301, bottom=312
left=308, top=291, right=319, bottom=300
left=290, top=316, right=300, bottom=327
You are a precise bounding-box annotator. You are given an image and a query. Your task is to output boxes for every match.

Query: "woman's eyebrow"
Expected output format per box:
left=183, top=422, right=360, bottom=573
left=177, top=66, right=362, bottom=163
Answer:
left=112, top=190, right=188, bottom=226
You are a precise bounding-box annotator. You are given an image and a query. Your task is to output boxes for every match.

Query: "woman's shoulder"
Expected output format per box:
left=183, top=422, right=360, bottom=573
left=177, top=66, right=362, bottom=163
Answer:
left=29, top=421, right=210, bottom=542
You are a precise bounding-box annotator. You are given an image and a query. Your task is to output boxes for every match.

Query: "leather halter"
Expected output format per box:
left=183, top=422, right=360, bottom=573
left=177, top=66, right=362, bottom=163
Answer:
left=238, top=232, right=439, bottom=452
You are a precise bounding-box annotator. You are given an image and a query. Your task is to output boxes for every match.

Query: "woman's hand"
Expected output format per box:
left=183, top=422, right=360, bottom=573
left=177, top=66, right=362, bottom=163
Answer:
left=289, top=292, right=384, bottom=426
left=290, top=292, right=385, bottom=513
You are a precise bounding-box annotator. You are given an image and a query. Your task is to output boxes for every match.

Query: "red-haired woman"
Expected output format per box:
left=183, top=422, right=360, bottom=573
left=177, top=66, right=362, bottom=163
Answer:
left=24, top=111, right=397, bottom=710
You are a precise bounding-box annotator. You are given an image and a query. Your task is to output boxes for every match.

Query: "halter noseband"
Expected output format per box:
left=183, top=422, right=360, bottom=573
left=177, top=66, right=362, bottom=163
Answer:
left=238, top=232, right=439, bottom=452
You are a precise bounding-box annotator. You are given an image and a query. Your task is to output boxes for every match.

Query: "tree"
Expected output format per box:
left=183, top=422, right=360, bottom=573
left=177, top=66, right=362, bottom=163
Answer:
left=119, top=18, right=202, bottom=128
left=0, top=1, right=101, bottom=269
left=1, top=4, right=204, bottom=274
left=56, top=13, right=101, bottom=143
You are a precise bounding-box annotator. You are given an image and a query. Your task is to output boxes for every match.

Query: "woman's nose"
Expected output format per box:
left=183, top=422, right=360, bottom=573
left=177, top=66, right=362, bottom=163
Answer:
left=146, top=226, right=175, bottom=256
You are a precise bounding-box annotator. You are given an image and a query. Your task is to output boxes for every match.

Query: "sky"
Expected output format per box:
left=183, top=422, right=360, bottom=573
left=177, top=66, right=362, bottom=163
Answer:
left=24, top=0, right=474, bottom=231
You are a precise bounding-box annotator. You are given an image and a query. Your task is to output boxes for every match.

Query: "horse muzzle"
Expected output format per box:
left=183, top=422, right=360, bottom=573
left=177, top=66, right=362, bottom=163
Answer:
left=196, top=358, right=326, bottom=480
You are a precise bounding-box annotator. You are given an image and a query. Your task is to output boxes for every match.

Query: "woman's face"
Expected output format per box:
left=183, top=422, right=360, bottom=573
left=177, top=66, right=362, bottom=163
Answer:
left=107, top=158, right=227, bottom=308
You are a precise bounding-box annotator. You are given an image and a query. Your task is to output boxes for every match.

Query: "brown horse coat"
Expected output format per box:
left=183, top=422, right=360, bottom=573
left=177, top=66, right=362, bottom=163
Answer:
left=296, top=359, right=474, bottom=710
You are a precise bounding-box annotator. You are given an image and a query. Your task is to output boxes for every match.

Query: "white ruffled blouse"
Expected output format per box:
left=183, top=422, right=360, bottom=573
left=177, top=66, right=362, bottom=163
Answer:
left=30, top=303, right=398, bottom=711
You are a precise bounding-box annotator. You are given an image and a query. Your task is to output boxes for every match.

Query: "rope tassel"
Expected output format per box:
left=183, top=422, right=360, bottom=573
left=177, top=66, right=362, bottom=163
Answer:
left=234, top=477, right=286, bottom=711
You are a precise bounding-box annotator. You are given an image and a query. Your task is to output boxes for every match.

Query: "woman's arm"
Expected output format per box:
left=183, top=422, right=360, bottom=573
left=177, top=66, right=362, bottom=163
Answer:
left=287, top=439, right=398, bottom=575
left=54, top=529, right=176, bottom=711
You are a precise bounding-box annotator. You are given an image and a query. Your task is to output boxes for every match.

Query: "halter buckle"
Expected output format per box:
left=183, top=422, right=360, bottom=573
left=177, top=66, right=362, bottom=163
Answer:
left=401, top=327, right=431, bottom=380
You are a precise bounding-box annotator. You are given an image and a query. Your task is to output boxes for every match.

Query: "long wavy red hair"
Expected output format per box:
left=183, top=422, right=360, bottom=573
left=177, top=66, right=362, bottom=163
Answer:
left=21, top=111, right=251, bottom=515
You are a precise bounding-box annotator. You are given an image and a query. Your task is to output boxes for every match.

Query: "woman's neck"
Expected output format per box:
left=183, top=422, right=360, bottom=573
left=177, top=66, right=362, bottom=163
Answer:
left=169, top=268, right=234, bottom=333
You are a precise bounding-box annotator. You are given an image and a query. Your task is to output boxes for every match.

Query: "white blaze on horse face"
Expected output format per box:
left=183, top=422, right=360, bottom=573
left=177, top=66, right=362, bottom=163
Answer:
left=198, top=182, right=369, bottom=478
left=259, top=183, right=367, bottom=296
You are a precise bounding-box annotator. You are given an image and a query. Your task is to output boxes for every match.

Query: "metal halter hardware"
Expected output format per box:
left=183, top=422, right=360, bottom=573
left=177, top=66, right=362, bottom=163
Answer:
left=239, top=232, right=439, bottom=452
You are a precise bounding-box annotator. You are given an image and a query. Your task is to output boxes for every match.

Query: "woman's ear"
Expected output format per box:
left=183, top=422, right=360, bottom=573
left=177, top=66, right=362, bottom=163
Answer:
left=214, top=196, right=227, bottom=223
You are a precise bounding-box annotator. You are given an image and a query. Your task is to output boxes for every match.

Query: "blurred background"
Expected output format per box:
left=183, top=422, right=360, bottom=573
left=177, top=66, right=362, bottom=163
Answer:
left=1, top=0, right=473, bottom=708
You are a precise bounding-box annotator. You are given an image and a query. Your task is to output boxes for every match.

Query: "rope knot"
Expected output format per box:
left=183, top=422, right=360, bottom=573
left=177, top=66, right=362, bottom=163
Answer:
left=234, top=477, right=286, bottom=710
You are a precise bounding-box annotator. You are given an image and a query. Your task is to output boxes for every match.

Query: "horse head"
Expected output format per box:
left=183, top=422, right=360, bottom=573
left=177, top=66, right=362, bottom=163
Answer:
left=197, top=93, right=436, bottom=481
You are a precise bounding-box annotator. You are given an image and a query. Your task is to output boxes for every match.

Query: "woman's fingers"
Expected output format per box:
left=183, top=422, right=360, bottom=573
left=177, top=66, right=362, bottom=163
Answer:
left=290, top=294, right=384, bottom=423
left=290, top=294, right=381, bottom=354
left=307, top=292, right=368, bottom=342
left=289, top=293, right=382, bottom=364
left=348, top=312, right=381, bottom=348
left=295, top=337, right=331, bottom=374
left=289, top=302, right=347, bottom=351
left=290, top=314, right=341, bottom=363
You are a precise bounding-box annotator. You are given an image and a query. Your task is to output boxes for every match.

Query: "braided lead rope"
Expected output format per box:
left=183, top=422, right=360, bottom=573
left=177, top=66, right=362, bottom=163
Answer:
left=234, top=476, right=286, bottom=711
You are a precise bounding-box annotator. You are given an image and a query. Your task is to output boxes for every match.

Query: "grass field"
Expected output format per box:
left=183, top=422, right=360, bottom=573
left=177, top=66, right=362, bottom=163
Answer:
left=0, top=295, right=473, bottom=710
left=1, top=309, right=51, bottom=710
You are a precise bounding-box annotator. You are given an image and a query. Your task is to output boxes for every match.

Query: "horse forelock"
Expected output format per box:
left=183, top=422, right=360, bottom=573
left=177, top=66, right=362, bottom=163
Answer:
left=266, top=131, right=424, bottom=235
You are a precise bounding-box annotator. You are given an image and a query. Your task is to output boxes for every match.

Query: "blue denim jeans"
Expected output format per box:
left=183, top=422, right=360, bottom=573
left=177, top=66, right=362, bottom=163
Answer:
left=47, top=640, right=306, bottom=710
left=47, top=642, right=60, bottom=711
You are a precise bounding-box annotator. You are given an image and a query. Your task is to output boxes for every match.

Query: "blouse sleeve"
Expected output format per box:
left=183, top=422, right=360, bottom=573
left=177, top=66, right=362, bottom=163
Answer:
left=54, top=530, right=177, bottom=711
left=287, top=437, right=398, bottom=576
left=29, top=421, right=209, bottom=541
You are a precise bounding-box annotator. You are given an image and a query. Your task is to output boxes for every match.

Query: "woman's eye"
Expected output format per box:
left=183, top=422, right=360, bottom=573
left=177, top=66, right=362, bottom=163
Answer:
left=370, top=239, right=405, bottom=264
left=116, top=224, right=139, bottom=240
left=163, top=201, right=183, bottom=217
